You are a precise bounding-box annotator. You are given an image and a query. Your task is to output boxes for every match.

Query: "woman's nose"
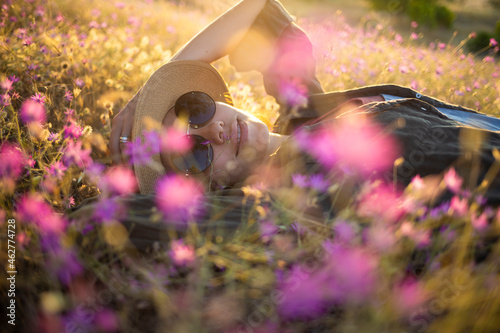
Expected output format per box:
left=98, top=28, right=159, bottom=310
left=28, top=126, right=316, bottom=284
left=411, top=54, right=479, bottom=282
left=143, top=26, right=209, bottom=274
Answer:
left=192, top=120, right=226, bottom=145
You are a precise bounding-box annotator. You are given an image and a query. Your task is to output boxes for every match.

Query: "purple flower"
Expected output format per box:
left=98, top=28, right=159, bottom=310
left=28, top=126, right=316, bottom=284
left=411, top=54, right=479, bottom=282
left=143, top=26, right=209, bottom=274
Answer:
left=277, top=264, right=329, bottom=320
left=62, top=140, right=92, bottom=168
left=103, top=166, right=137, bottom=195
left=50, top=247, right=83, bottom=285
left=259, top=220, right=280, bottom=241
left=64, top=90, right=73, bottom=101
left=30, top=92, right=46, bottom=104
left=333, top=220, right=358, bottom=244
left=93, top=197, right=125, bottom=223
left=444, top=168, right=463, bottom=194
left=46, top=161, right=67, bottom=180
left=308, top=174, right=329, bottom=192
left=20, top=99, right=46, bottom=125
left=125, top=137, right=154, bottom=165
left=63, top=120, right=83, bottom=139
left=292, top=173, right=308, bottom=188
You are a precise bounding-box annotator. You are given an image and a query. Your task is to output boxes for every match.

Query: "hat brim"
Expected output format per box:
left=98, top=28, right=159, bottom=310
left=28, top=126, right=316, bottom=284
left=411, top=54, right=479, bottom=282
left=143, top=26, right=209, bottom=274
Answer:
left=132, top=60, right=232, bottom=194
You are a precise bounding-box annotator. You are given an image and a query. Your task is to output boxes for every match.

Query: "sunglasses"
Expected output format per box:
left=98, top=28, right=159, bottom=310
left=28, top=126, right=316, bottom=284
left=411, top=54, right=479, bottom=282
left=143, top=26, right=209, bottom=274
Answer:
left=170, top=91, right=218, bottom=174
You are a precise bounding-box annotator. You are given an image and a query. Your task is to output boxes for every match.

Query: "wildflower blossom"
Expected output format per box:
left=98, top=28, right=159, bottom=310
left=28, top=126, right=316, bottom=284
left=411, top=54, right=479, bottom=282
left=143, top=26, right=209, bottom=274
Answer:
left=169, top=239, right=196, bottom=266
left=161, top=127, right=193, bottom=153
left=444, top=168, right=463, bottom=194
left=125, top=136, right=155, bottom=165
left=357, top=182, right=407, bottom=224
left=31, top=92, right=46, bottom=104
left=64, top=90, right=73, bottom=101
left=156, top=174, right=204, bottom=222
left=278, top=78, right=308, bottom=107
left=103, top=166, right=137, bottom=195
left=1, top=78, right=13, bottom=91
left=62, top=140, right=92, bottom=168
left=392, top=278, right=428, bottom=315
left=471, top=212, right=488, bottom=231
left=292, top=173, right=308, bottom=188
left=20, top=99, right=46, bottom=125
left=63, top=120, right=83, bottom=139
left=93, top=197, right=125, bottom=223
left=309, top=173, right=329, bottom=192
left=490, top=38, right=498, bottom=47
left=16, top=194, right=66, bottom=234
left=0, top=143, right=25, bottom=180
left=47, top=161, right=67, bottom=180
left=277, top=264, right=329, bottom=320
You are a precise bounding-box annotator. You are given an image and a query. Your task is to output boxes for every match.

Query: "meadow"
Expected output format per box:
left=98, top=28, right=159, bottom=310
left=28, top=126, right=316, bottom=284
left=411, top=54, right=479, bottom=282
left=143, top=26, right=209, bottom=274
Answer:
left=1, top=0, right=500, bottom=332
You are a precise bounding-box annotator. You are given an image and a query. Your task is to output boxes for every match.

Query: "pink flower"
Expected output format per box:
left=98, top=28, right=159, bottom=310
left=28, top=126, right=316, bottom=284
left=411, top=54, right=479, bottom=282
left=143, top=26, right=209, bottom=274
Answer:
left=277, top=264, right=329, bottom=319
left=30, top=92, right=46, bottom=104
left=410, top=32, right=419, bottom=40
left=471, top=212, right=488, bottom=231
left=1, top=78, right=13, bottom=91
left=169, top=239, right=196, bottom=266
left=20, top=99, right=46, bottom=125
left=450, top=196, right=468, bottom=217
left=64, top=90, right=73, bottom=101
left=333, top=221, right=358, bottom=244
left=435, top=66, right=443, bottom=76
left=125, top=137, right=155, bottom=166
left=393, top=278, right=428, bottom=315
left=444, top=168, right=462, bottom=194
left=62, top=140, right=92, bottom=168
left=47, top=161, right=67, bottom=180
left=357, top=182, right=407, bottom=224
left=16, top=194, right=66, bottom=234
left=324, top=245, right=378, bottom=303
left=411, top=21, right=418, bottom=28
left=63, top=120, right=83, bottom=139
left=156, top=174, right=204, bottom=222
left=103, top=166, right=137, bottom=195
left=368, top=224, right=396, bottom=253
left=292, top=173, right=308, bottom=188
left=490, top=38, right=498, bottom=47
left=161, top=127, right=193, bottom=153
left=298, top=115, right=399, bottom=178
left=0, top=143, right=25, bottom=180
left=279, top=78, right=308, bottom=107
left=438, top=42, right=446, bottom=50
left=399, top=64, right=410, bottom=74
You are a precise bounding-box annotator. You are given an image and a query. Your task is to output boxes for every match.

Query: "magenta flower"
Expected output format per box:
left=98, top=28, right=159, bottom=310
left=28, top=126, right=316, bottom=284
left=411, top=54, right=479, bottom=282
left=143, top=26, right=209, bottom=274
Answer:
left=161, top=127, right=193, bottom=153
left=357, top=182, right=407, bottom=224
left=16, top=194, right=66, bottom=234
left=279, top=78, right=308, bottom=107
left=490, top=38, right=498, bottom=47
left=169, top=239, right=196, bottom=266
left=155, top=174, right=204, bottom=222
left=392, top=278, right=428, bottom=315
left=93, top=197, right=125, bottom=223
left=64, top=90, right=73, bottom=101
left=1, top=78, right=13, bottom=91
left=277, top=264, right=329, bottom=320
left=298, top=116, right=399, bottom=178
left=0, top=143, right=25, bottom=180
left=471, top=211, right=488, bottom=231
left=63, top=120, right=83, bottom=139
left=62, top=140, right=92, bottom=168
left=333, top=221, right=358, bottom=244
left=309, top=174, right=329, bottom=192
left=30, top=92, right=46, bottom=104
left=46, top=161, right=67, bottom=180
left=125, top=137, right=155, bottom=166
left=19, top=99, right=46, bottom=125
left=324, top=244, right=378, bottom=303
left=292, top=173, right=309, bottom=188
left=103, top=166, right=137, bottom=195
left=444, top=168, right=463, bottom=194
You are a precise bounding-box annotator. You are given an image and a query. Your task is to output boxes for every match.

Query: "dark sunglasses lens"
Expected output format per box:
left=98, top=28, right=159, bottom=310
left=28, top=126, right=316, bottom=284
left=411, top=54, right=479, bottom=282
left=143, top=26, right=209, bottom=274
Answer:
left=175, top=91, right=216, bottom=125
left=171, top=135, right=213, bottom=173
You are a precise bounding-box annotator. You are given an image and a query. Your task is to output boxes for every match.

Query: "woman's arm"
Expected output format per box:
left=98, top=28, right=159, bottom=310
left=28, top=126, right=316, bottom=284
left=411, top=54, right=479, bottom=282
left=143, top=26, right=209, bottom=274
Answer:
left=110, top=0, right=268, bottom=165
left=171, top=0, right=267, bottom=63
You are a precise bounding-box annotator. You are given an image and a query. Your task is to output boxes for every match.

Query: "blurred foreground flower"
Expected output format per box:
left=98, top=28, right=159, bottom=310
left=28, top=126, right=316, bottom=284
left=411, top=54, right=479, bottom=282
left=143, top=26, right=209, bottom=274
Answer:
left=16, top=194, right=66, bottom=234
left=156, top=174, right=204, bottom=222
left=169, top=239, right=196, bottom=266
left=103, top=166, right=137, bottom=195
left=0, top=142, right=25, bottom=181
left=297, top=115, right=399, bottom=177
left=20, top=99, right=46, bottom=125
left=357, top=182, right=408, bottom=224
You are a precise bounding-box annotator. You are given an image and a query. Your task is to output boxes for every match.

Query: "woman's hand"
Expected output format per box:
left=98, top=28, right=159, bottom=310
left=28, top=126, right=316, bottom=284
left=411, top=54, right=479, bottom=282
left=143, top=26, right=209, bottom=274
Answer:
left=110, top=91, right=140, bottom=165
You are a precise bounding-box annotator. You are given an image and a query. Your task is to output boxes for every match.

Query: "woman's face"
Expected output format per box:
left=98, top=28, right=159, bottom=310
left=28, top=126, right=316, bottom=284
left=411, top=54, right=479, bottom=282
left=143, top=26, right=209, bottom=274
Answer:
left=160, top=102, right=271, bottom=189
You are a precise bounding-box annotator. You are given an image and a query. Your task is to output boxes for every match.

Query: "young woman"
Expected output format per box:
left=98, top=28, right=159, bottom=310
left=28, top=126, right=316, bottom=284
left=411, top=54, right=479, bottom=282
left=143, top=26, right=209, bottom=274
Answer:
left=89, top=0, right=500, bottom=249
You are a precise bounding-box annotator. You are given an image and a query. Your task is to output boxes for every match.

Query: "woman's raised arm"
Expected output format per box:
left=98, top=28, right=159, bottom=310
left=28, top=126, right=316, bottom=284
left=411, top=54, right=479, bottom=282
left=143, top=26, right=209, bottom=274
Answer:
left=171, top=0, right=267, bottom=63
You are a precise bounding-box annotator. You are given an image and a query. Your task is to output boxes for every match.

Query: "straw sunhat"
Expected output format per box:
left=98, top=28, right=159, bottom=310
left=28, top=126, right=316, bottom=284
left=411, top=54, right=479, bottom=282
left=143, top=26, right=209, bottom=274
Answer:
left=132, top=60, right=233, bottom=194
